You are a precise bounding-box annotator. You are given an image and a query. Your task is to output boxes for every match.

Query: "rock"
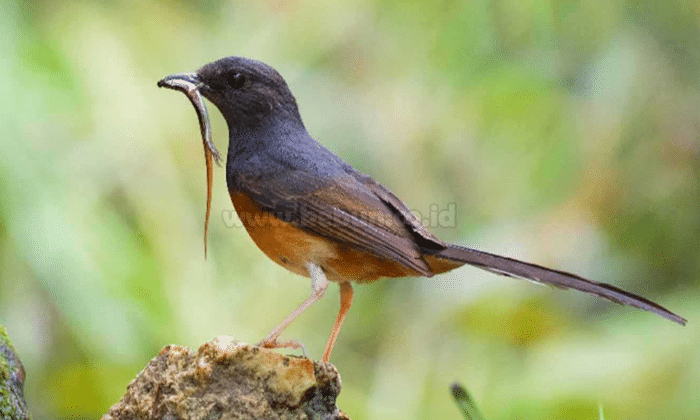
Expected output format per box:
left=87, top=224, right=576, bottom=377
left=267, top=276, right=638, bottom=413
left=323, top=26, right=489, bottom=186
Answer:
left=0, top=324, right=32, bottom=420
left=102, top=336, right=349, bottom=420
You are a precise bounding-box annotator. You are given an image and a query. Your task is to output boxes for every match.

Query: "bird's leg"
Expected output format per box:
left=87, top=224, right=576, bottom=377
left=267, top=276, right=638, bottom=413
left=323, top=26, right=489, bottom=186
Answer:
left=258, top=262, right=328, bottom=352
left=321, top=281, right=354, bottom=363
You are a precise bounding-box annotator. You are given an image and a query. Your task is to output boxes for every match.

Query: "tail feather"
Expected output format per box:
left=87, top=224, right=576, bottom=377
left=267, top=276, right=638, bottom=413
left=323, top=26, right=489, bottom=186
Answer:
left=431, top=244, right=686, bottom=326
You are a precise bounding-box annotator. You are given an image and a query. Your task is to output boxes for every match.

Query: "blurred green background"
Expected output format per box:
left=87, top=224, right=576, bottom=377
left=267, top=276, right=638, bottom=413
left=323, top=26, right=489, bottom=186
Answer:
left=1, top=0, right=698, bottom=418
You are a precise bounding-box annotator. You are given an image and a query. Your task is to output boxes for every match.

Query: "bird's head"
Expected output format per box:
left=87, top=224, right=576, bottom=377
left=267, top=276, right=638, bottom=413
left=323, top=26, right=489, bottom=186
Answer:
left=159, top=56, right=303, bottom=132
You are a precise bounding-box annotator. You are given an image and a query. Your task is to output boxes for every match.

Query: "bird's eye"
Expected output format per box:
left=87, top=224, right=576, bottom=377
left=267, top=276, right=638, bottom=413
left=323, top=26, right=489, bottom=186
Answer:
left=228, top=73, right=246, bottom=90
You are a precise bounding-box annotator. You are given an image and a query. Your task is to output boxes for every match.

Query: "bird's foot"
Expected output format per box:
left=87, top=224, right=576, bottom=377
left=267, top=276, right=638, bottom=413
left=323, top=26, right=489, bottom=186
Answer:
left=257, top=338, right=308, bottom=358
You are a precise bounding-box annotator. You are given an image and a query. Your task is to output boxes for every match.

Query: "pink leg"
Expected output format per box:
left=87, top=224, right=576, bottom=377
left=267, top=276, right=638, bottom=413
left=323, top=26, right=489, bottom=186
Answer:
left=258, top=262, right=328, bottom=350
left=321, top=281, right=354, bottom=363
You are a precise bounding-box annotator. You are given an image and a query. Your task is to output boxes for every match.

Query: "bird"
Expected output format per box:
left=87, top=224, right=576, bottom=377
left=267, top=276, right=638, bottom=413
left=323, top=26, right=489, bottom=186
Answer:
left=158, top=56, right=686, bottom=362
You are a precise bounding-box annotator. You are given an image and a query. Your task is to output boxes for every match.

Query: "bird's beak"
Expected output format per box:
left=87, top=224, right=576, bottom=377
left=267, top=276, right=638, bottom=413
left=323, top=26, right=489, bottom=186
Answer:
left=157, top=72, right=202, bottom=94
left=156, top=70, right=219, bottom=164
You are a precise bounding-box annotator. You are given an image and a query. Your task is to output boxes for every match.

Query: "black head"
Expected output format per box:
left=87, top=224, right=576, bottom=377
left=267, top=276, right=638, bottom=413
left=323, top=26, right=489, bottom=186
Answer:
left=160, top=57, right=304, bottom=133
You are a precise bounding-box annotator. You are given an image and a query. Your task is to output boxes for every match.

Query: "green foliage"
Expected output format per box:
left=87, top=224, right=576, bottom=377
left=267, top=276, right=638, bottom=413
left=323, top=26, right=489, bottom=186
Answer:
left=452, top=383, right=486, bottom=420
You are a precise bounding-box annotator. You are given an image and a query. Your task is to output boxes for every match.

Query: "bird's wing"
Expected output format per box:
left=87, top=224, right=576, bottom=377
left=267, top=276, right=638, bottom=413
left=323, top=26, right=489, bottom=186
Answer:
left=234, top=170, right=437, bottom=275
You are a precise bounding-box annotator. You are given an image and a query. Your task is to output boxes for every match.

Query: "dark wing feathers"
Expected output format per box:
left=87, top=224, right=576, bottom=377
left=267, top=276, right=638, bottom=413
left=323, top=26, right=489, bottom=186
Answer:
left=354, top=172, right=447, bottom=251
left=234, top=170, right=433, bottom=275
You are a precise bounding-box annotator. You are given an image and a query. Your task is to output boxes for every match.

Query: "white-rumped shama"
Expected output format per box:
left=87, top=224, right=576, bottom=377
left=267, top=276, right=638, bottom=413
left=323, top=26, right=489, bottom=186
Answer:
left=158, top=56, right=685, bottom=362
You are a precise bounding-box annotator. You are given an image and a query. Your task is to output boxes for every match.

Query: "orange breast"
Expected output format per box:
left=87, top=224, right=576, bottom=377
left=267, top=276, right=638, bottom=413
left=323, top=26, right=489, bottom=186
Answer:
left=230, top=191, right=422, bottom=283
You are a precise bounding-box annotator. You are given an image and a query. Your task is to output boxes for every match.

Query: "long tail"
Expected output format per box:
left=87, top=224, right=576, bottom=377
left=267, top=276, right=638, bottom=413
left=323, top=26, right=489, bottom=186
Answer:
left=427, top=244, right=686, bottom=325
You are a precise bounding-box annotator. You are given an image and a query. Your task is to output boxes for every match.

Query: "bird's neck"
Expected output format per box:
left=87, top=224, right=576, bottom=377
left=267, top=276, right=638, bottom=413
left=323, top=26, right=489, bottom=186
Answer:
left=224, top=113, right=309, bottom=188
left=226, top=112, right=306, bottom=155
